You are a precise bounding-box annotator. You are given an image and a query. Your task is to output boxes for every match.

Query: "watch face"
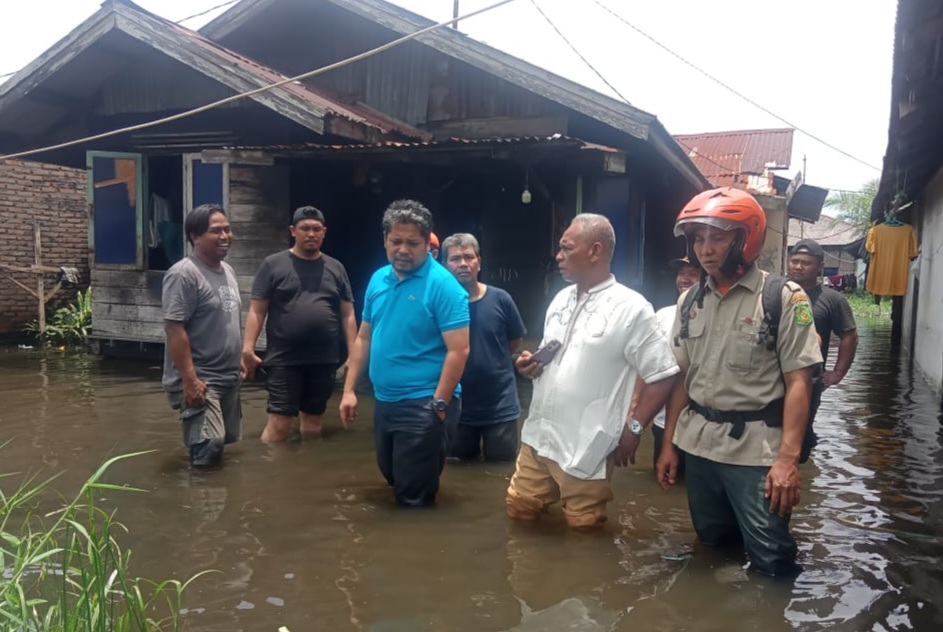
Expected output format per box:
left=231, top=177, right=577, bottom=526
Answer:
left=630, top=421, right=643, bottom=434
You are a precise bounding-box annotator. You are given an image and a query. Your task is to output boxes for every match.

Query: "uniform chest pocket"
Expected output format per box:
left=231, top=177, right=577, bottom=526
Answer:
left=725, top=322, right=759, bottom=372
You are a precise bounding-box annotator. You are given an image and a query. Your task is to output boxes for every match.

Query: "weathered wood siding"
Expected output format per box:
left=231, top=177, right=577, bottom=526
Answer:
left=91, top=269, right=164, bottom=342
left=90, top=163, right=289, bottom=346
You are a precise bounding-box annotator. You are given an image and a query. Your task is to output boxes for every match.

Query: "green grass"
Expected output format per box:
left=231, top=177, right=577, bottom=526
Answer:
left=845, top=290, right=893, bottom=319
left=0, top=447, right=210, bottom=631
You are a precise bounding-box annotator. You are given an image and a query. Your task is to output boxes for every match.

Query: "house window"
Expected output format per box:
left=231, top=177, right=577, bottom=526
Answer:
left=87, top=152, right=143, bottom=268
left=146, top=155, right=184, bottom=271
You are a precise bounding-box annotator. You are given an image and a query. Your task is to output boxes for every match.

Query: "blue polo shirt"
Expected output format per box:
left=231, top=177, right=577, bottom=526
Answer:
left=363, top=254, right=469, bottom=402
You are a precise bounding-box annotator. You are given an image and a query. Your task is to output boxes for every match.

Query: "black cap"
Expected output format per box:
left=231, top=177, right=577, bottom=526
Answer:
left=669, top=256, right=697, bottom=270
left=292, top=206, right=325, bottom=226
left=791, top=239, right=825, bottom=260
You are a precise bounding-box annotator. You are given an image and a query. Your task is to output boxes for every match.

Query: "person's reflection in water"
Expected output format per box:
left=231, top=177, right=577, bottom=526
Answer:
left=173, top=470, right=265, bottom=630
left=350, top=501, right=520, bottom=632
left=504, top=523, right=625, bottom=631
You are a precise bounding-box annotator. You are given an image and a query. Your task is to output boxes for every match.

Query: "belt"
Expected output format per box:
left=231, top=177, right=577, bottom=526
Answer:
left=688, top=398, right=785, bottom=440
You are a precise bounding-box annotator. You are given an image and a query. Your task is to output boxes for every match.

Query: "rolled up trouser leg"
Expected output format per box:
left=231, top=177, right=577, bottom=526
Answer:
left=170, top=387, right=240, bottom=467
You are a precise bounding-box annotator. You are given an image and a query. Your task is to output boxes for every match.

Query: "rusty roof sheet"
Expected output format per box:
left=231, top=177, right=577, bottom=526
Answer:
left=163, top=20, right=429, bottom=140
left=224, top=134, right=619, bottom=153
left=673, top=128, right=795, bottom=185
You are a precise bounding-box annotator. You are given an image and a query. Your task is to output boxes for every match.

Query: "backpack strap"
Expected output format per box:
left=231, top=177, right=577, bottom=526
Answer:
left=674, top=276, right=708, bottom=346
left=757, top=274, right=786, bottom=351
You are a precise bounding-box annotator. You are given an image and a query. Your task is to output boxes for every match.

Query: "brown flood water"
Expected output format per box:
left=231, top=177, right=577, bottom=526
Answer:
left=1, top=319, right=942, bottom=632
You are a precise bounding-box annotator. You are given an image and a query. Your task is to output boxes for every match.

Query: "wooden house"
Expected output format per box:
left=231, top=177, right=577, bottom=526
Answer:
left=0, top=0, right=707, bottom=354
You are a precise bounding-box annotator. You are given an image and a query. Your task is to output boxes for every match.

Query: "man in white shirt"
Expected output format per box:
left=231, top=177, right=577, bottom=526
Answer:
left=650, top=257, right=701, bottom=473
left=506, top=214, right=680, bottom=529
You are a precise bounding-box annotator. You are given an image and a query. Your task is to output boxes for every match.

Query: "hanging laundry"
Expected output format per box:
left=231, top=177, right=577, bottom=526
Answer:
left=865, top=223, right=918, bottom=296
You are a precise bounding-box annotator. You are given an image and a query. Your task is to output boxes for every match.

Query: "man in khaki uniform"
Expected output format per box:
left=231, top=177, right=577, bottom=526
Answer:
left=657, top=188, right=822, bottom=577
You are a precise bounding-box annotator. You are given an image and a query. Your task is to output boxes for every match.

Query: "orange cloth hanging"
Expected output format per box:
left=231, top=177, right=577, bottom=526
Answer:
left=865, top=223, right=917, bottom=296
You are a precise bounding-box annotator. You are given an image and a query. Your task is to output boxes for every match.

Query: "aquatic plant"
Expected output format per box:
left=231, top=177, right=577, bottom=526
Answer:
left=845, top=289, right=892, bottom=319
left=25, top=287, right=93, bottom=346
left=0, top=449, right=209, bottom=631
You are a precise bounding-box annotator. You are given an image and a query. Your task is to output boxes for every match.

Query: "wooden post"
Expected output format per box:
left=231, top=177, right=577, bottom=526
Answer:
left=34, top=223, right=45, bottom=335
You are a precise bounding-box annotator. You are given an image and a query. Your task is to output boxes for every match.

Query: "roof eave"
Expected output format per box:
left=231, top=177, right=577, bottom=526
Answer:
left=202, top=0, right=706, bottom=187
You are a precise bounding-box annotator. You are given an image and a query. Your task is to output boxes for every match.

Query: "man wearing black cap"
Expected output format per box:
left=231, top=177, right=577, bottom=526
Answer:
left=243, top=205, right=357, bottom=441
left=788, top=239, right=858, bottom=388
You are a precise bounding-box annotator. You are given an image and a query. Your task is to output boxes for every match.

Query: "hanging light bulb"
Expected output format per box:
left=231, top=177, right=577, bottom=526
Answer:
left=521, top=169, right=532, bottom=204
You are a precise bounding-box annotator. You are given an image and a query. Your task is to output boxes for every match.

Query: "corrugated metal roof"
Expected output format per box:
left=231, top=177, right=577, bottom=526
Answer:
left=164, top=18, right=430, bottom=140
left=201, top=0, right=710, bottom=192
left=223, top=134, right=619, bottom=153
left=673, top=128, right=794, bottom=185
left=787, top=215, right=864, bottom=247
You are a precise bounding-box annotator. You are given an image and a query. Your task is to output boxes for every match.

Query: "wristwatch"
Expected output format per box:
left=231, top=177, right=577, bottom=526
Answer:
left=629, top=419, right=645, bottom=436
left=431, top=398, right=449, bottom=412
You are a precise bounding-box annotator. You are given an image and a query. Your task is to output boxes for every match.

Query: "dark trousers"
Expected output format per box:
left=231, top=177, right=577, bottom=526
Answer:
left=374, top=397, right=460, bottom=507
left=652, top=424, right=686, bottom=477
left=450, top=418, right=519, bottom=462
left=685, top=454, right=799, bottom=577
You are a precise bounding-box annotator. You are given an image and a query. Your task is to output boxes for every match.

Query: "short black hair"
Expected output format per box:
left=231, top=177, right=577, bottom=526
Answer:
left=185, top=203, right=226, bottom=245
left=381, top=199, right=432, bottom=238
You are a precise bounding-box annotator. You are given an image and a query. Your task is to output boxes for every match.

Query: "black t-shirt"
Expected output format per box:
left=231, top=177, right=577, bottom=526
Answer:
left=251, top=251, right=353, bottom=366
left=807, top=284, right=857, bottom=360
left=461, top=286, right=527, bottom=425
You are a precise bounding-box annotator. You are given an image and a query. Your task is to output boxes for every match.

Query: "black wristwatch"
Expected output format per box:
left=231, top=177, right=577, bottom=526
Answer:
left=431, top=398, right=448, bottom=412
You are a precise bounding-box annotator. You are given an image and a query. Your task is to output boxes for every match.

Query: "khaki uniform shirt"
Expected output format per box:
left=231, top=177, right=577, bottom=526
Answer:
left=670, top=265, right=822, bottom=466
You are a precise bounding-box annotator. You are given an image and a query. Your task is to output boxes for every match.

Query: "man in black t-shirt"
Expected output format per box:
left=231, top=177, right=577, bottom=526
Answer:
left=788, top=239, right=858, bottom=384
left=243, top=206, right=357, bottom=441
left=442, top=233, right=526, bottom=461
left=788, top=239, right=858, bottom=446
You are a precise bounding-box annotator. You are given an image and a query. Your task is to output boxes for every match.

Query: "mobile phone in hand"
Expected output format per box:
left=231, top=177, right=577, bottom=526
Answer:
left=529, top=339, right=562, bottom=365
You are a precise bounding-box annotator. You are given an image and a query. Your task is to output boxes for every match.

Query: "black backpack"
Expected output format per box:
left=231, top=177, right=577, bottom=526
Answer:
left=676, top=274, right=817, bottom=463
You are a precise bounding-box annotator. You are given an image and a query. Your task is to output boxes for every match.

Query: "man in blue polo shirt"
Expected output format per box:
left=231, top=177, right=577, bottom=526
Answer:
left=339, top=199, right=470, bottom=506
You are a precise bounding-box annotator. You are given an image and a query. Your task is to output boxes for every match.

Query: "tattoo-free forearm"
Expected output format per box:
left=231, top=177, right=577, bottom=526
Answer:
left=779, top=367, right=813, bottom=463
left=833, top=330, right=858, bottom=378
left=661, top=373, right=689, bottom=455
left=342, top=325, right=371, bottom=394
left=632, top=373, right=678, bottom=426
left=435, top=347, right=468, bottom=402
left=165, top=322, right=198, bottom=384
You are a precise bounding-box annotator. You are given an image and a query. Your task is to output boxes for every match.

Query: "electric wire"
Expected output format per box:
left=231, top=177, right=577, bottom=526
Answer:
left=589, top=0, right=881, bottom=172
left=531, top=0, right=867, bottom=241
left=527, top=0, right=631, bottom=104
left=0, top=0, right=521, bottom=162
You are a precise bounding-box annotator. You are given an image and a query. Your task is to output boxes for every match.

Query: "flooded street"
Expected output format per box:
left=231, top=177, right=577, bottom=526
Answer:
left=1, top=319, right=942, bottom=632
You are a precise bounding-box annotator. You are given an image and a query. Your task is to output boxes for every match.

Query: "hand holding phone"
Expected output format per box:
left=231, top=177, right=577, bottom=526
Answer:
left=528, top=339, right=562, bottom=366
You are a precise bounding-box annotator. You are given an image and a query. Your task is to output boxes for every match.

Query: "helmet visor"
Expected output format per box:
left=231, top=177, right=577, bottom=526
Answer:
left=674, top=216, right=742, bottom=238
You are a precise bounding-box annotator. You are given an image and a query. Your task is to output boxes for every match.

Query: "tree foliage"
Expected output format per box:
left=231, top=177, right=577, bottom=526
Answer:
left=823, top=178, right=878, bottom=233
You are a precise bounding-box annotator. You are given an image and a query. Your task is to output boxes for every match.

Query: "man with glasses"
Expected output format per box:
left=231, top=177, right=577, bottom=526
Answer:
left=243, top=205, right=356, bottom=441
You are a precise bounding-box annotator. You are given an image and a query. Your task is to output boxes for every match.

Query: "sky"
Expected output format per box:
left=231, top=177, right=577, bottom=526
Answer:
left=0, top=0, right=897, bottom=194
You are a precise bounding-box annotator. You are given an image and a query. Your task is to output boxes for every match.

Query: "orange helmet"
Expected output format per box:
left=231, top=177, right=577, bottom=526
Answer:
left=674, top=187, right=766, bottom=269
left=429, top=231, right=440, bottom=249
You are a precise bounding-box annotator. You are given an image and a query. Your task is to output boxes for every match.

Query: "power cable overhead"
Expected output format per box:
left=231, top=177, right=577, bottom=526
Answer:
left=527, top=0, right=631, bottom=104
left=589, top=0, right=881, bottom=172
left=0, top=0, right=521, bottom=162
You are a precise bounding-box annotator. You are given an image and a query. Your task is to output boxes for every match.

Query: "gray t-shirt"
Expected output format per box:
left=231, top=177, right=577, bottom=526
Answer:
left=161, top=256, right=242, bottom=392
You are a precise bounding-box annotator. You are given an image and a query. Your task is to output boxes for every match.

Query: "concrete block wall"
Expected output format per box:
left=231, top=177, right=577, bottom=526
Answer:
left=0, top=159, right=88, bottom=336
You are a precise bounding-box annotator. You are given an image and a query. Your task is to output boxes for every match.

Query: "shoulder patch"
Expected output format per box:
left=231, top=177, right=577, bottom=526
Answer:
left=793, top=302, right=813, bottom=327
left=789, top=292, right=809, bottom=305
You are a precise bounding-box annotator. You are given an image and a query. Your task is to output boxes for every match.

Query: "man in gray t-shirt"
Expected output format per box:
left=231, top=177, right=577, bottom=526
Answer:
left=162, top=204, right=244, bottom=467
